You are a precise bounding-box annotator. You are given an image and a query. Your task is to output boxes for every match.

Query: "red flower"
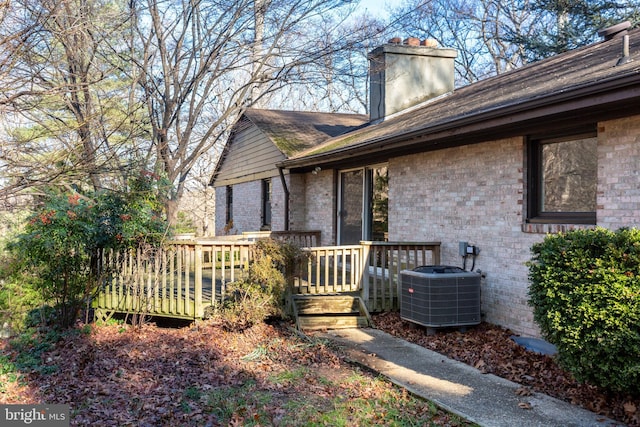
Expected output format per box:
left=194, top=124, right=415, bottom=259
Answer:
left=39, top=210, right=55, bottom=224
left=68, top=193, right=80, bottom=206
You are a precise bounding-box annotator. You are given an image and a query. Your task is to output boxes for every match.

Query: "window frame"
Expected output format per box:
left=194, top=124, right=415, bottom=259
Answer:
left=261, top=178, right=272, bottom=228
left=527, top=130, right=597, bottom=225
left=225, top=185, right=233, bottom=224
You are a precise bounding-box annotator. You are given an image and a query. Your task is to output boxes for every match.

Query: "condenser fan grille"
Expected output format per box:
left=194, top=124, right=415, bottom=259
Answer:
left=400, top=266, right=481, bottom=328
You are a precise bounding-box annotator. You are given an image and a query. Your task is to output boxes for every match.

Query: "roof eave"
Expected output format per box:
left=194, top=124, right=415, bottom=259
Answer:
left=279, top=73, right=640, bottom=172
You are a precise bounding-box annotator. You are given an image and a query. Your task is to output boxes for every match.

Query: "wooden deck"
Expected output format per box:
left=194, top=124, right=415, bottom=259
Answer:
left=93, top=232, right=440, bottom=322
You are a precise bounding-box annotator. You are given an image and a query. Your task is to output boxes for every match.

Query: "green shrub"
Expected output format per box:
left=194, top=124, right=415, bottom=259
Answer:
left=0, top=211, right=44, bottom=333
left=0, top=253, right=45, bottom=333
left=528, top=227, right=640, bottom=394
left=218, top=238, right=308, bottom=330
left=6, top=172, right=168, bottom=329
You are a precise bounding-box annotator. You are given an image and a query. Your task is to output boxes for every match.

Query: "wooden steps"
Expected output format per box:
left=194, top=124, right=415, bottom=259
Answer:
left=290, top=294, right=373, bottom=331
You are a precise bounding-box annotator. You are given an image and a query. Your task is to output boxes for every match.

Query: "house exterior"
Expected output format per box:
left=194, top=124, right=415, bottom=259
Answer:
left=210, top=109, right=367, bottom=235
left=211, top=24, right=640, bottom=336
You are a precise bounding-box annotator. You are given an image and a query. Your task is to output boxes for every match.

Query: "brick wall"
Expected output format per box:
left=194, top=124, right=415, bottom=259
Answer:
left=597, top=115, right=640, bottom=229
left=388, top=137, right=544, bottom=336
left=385, top=116, right=640, bottom=336
left=211, top=114, right=640, bottom=336
left=270, top=175, right=285, bottom=231
left=302, top=170, right=335, bottom=246
left=213, top=181, right=261, bottom=235
left=213, top=174, right=291, bottom=236
left=214, top=186, right=228, bottom=235
left=288, top=173, right=307, bottom=232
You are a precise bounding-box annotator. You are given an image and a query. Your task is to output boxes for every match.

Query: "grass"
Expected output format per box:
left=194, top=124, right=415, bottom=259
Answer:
left=208, top=375, right=456, bottom=426
left=202, top=367, right=472, bottom=426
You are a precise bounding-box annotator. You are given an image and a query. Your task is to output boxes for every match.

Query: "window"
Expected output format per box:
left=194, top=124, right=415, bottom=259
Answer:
left=225, top=185, right=233, bottom=224
left=261, top=178, right=271, bottom=229
left=527, top=132, right=597, bottom=224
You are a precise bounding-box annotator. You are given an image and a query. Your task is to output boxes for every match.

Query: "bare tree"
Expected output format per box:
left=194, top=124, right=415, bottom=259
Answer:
left=130, top=0, right=382, bottom=223
left=0, top=0, right=146, bottom=199
left=260, top=10, right=389, bottom=113
left=388, top=0, right=536, bottom=84
left=389, top=0, right=638, bottom=84
left=0, top=0, right=389, bottom=225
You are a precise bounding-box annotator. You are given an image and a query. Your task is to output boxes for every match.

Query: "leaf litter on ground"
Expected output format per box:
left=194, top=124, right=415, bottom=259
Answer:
left=372, top=311, right=640, bottom=427
left=1, top=319, right=474, bottom=426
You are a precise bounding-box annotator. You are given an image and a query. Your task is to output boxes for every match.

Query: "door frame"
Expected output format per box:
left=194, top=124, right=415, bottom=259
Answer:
left=337, top=164, right=388, bottom=245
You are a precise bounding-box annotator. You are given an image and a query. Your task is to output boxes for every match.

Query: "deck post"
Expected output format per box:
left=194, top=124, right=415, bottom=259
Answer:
left=432, top=244, right=441, bottom=265
left=360, top=241, right=371, bottom=305
left=194, top=244, right=203, bottom=318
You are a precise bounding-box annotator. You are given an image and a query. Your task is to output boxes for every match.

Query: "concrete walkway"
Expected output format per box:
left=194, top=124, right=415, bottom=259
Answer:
left=321, top=328, right=624, bottom=427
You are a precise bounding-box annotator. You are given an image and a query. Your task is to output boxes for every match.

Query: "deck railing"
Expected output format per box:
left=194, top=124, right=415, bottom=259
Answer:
left=290, top=241, right=441, bottom=311
left=292, top=245, right=363, bottom=294
left=361, top=241, right=441, bottom=311
left=240, top=230, right=321, bottom=247
left=205, top=230, right=321, bottom=247
left=93, top=234, right=440, bottom=319
left=94, top=241, right=254, bottom=320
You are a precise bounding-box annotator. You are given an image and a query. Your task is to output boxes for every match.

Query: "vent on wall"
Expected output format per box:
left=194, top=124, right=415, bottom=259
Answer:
left=400, top=265, right=481, bottom=329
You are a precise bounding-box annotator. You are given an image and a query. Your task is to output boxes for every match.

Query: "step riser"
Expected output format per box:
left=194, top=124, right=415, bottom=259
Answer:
left=297, top=316, right=369, bottom=330
left=291, top=295, right=373, bottom=330
left=294, top=299, right=360, bottom=315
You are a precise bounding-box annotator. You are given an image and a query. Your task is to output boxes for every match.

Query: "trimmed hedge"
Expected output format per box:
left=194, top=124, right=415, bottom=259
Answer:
left=528, top=227, right=640, bottom=395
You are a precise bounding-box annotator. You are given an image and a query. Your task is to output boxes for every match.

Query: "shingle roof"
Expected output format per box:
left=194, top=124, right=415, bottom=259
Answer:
left=243, top=109, right=368, bottom=157
left=282, top=27, right=640, bottom=169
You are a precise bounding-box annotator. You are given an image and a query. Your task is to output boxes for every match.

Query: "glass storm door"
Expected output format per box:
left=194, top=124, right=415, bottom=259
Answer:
left=339, top=170, right=364, bottom=245
left=338, top=166, right=388, bottom=244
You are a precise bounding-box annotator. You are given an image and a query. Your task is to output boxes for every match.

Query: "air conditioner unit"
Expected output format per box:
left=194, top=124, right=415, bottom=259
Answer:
left=400, top=265, right=481, bottom=329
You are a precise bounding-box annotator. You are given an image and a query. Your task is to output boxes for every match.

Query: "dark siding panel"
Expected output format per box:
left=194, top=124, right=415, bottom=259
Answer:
left=215, top=125, right=286, bottom=185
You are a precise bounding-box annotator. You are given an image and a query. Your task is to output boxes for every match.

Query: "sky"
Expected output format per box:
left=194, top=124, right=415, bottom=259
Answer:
left=358, top=0, right=402, bottom=18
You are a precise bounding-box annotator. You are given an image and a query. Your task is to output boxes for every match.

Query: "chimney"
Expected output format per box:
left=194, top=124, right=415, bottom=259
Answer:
left=368, top=38, right=457, bottom=122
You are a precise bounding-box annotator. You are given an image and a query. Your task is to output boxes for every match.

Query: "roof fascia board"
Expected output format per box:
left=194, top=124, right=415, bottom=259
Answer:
left=279, top=74, right=640, bottom=170
left=211, top=169, right=285, bottom=188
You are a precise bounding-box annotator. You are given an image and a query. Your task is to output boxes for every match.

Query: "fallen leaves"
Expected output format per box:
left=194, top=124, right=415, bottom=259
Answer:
left=2, top=319, right=476, bottom=426
left=473, top=358, right=487, bottom=373
left=515, top=387, right=532, bottom=397
left=373, top=312, right=640, bottom=427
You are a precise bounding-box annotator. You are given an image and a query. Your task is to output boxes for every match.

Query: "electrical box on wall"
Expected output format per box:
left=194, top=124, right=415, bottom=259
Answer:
left=459, top=241, right=468, bottom=257
left=466, top=245, right=479, bottom=255
left=459, top=241, right=479, bottom=256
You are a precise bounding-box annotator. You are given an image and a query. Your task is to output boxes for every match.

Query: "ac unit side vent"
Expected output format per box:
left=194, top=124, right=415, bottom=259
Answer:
left=400, top=266, right=481, bottom=328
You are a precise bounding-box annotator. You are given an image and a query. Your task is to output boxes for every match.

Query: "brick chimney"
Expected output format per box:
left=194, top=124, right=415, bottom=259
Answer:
left=369, top=38, right=457, bottom=122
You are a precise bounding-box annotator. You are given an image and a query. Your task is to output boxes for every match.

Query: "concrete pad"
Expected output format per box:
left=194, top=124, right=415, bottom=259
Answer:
left=322, top=328, right=623, bottom=427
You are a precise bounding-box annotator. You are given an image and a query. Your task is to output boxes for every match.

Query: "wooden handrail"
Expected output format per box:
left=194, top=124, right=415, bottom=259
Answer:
left=93, top=236, right=441, bottom=320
